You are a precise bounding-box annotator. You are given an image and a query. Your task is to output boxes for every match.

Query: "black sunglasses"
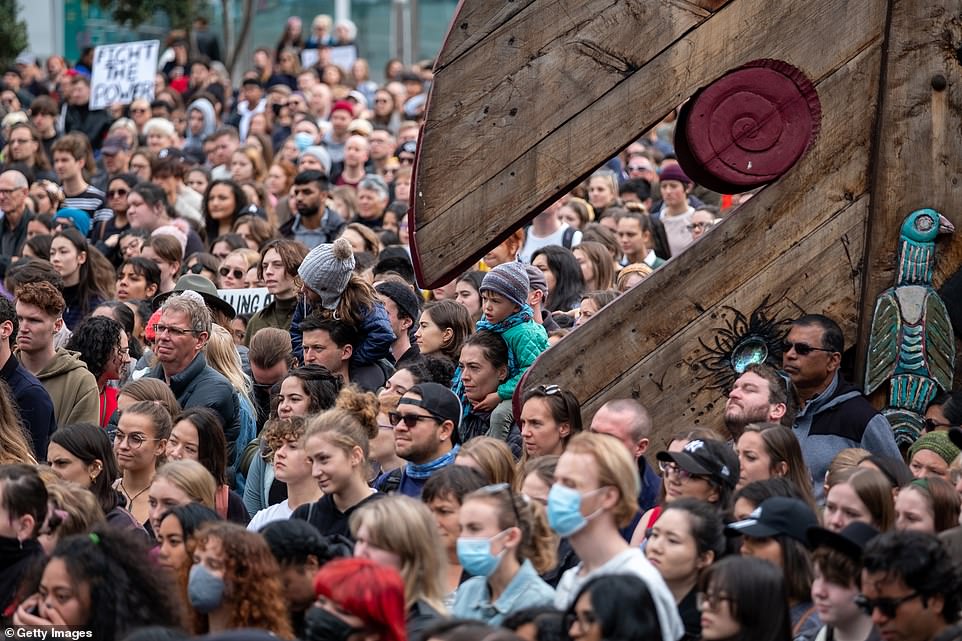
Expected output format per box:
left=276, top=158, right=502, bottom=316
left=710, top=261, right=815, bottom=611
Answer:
left=922, top=418, right=953, bottom=432
left=219, top=266, right=246, bottom=280
left=854, top=592, right=919, bottom=619
left=782, top=340, right=836, bottom=356
left=388, top=411, right=439, bottom=428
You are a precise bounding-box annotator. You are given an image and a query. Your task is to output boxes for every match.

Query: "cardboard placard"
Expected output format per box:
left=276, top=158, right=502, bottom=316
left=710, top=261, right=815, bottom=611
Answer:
left=90, top=40, right=160, bottom=110
left=217, top=288, right=274, bottom=315
left=329, top=45, right=357, bottom=72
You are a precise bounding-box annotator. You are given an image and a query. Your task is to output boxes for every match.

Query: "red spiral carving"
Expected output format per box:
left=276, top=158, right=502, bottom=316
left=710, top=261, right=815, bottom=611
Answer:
left=675, top=59, right=821, bottom=194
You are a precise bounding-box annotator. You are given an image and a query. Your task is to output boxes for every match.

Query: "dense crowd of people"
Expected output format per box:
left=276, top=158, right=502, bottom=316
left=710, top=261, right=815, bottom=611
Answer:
left=0, top=11, right=960, bottom=641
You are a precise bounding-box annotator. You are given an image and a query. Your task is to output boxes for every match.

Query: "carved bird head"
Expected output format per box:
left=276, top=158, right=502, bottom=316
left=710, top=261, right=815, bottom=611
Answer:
left=900, top=208, right=955, bottom=244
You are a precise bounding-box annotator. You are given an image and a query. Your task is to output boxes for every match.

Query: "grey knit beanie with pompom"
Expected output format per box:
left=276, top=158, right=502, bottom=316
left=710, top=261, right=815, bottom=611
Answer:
left=298, top=238, right=356, bottom=310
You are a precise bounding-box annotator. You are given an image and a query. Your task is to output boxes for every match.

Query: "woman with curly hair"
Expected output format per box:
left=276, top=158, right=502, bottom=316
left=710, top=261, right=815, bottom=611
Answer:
left=66, top=316, right=131, bottom=427
left=13, top=526, right=185, bottom=637
left=188, top=521, right=294, bottom=638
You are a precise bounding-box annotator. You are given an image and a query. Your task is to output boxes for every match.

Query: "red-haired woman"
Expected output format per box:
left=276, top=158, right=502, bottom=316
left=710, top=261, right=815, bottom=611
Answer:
left=308, top=557, right=408, bottom=641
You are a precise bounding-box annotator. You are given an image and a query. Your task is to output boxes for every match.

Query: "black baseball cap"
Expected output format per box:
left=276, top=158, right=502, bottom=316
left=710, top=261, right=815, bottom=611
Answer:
left=400, top=383, right=462, bottom=430
left=725, top=496, right=818, bottom=544
left=656, top=438, right=739, bottom=489
left=807, top=521, right=880, bottom=561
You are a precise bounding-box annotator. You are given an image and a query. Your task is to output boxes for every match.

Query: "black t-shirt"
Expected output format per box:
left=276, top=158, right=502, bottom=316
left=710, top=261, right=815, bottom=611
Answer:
left=291, top=491, right=384, bottom=538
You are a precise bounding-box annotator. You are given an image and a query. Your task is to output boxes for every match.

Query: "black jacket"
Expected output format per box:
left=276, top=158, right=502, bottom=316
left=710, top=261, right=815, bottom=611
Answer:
left=0, top=353, right=55, bottom=460
left=147, top=353, right=241, bottom=457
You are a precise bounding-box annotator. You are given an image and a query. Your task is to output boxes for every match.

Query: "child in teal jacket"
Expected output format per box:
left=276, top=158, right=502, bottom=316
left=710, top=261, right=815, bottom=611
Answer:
left=453, top=261, right=548, bottom=434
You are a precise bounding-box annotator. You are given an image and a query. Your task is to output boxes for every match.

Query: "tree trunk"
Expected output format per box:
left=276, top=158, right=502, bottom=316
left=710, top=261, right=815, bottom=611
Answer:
left=227, top=0, right=254, bottom=76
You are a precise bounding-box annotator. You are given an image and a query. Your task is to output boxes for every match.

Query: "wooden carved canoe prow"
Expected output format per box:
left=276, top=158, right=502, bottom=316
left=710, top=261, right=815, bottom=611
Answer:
left=412, top=0, right=962, bottom=447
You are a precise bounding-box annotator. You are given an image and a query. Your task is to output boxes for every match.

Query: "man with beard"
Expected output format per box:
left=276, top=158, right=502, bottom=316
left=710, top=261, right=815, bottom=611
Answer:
left=723, top=363, right=793, bottom=443
left=280, top=170, right=345, bottom=249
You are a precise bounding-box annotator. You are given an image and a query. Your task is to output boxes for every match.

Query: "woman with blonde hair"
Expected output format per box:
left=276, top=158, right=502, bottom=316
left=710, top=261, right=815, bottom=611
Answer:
left=230, top=144, right=268, bottom=184
left=0, top=379, right=36, bottom=464
left=457, top=437, right=517, bottom=486
left=218, top=247, right=260, bottom=290
left=558, top=197, right=595, bottom=230
left=39, top=481, right=106, bottom=554
left=352, top=495, right=448, bottom=639
left=146, top=459, right=217, bottom=535
left=616, top=262, right=654, bottom=292
left=452, top=483, right=557, bottom=625
left=204, top=324, right=257, bottom=467
left=293, top=387, right=382, bottom=537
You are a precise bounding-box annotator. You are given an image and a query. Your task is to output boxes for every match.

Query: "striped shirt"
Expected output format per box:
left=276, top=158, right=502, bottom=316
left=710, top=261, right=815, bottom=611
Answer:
left=63, top=184, right=111, bottom=225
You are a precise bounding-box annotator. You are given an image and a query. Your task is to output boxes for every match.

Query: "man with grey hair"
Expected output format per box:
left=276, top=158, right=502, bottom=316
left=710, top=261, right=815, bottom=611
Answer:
left=0, top=170, right=32, bottom=260
left=590, top=399, right=661, bottom=514
left=147, top=291, right=240, bottom=452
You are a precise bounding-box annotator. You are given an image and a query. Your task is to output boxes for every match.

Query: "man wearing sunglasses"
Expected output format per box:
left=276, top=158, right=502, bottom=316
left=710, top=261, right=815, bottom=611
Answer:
left=860, top=531, right=961, bottom=641
left=784, top=315, right=899, bottom=503
left=375, top=382, right=461, bottom=498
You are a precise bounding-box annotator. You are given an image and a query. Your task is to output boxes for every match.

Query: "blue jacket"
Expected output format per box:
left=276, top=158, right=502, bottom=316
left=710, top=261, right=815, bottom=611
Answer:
left=0, top=353, right=55, bottom=460
left=453, top=560, right=555, bottom=626
left=290, top=297, right=395, bottom=365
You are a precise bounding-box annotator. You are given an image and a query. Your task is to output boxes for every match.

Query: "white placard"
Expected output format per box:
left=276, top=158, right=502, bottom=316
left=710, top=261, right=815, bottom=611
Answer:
left=301, top=48, right=320, bottom=69
left=90, top=40, right=159, bottom=110
left=329, top=45, right=357, bottom=72
left=218, top=288, right=274, bottom=315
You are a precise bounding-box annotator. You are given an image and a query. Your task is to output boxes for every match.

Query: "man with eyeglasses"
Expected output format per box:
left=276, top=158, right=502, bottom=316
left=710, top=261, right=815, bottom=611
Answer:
left=860, top=531, right=962, bottom=641
left=375, top=382, right=461, bottom=498
left=14, top=282, right=99, bottom=427
left=0, top=296, right=55, bottom=460
left=0, top=170, right=32, bottom=261
left=784, top=314, right=900, bottom=503
left=145, top=293, right=241, bottom=458
left=367, top=126, right=396, bottom=177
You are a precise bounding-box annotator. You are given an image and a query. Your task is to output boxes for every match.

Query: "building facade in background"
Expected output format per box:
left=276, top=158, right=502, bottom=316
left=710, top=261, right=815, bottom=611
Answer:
left=23, top=0, right=455, bottom=81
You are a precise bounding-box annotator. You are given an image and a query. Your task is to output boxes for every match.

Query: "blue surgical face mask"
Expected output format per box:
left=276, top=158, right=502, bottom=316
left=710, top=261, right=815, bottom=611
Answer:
left=547, top=484, right=604, bottom=537
left=188, top=563, right=225, bottom=613
left=294, top=131, right=315, bottom=151
left=456, top=531, right=508, bottom=577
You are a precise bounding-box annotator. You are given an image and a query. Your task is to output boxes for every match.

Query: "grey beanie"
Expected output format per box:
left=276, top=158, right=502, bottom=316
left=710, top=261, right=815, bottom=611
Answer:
left=301, top=145, right=332, bottom=175
left=480, top=260, right=530, bottom=308
left=298, top=238, right=355, bottom=309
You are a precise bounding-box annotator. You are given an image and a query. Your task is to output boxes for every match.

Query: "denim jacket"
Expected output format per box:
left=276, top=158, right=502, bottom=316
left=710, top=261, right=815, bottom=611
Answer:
left=452, top=560, right=555, bottom=626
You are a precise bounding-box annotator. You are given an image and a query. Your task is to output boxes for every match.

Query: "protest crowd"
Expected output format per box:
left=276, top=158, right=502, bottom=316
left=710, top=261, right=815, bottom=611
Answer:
left=2, top=11, right=962, bottom=641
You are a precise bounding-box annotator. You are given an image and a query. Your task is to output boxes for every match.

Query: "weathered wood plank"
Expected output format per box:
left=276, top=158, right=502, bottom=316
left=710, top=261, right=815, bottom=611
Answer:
left=855, top=0, right=962, bottom=376
left=422, top=0, right=707, bottom=222
left=521, top=42, right=883, bottom=430
left=434, top=0, right=539, bottom=70
left=580, top=203, right=867, bottom=444
left=413, top=0, right=886, bottom=286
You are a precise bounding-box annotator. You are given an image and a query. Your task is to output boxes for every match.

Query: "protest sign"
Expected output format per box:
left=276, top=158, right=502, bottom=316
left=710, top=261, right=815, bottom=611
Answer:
left=90, top=40, right=159, bottom=110
left=301, top=48, right=320, bottom=69
left=218, top=288, right=274, bottom=316
left=329, top=45, right=357, bottom=71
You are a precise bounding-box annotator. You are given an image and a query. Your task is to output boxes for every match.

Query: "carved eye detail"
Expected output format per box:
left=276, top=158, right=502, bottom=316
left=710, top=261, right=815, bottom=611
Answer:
left=915, top=215, right=934, bottom=232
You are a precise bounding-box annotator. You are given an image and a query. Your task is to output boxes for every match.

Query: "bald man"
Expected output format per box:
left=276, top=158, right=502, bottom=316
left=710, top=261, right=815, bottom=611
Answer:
left=0, top=170, right=32, bottom=260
